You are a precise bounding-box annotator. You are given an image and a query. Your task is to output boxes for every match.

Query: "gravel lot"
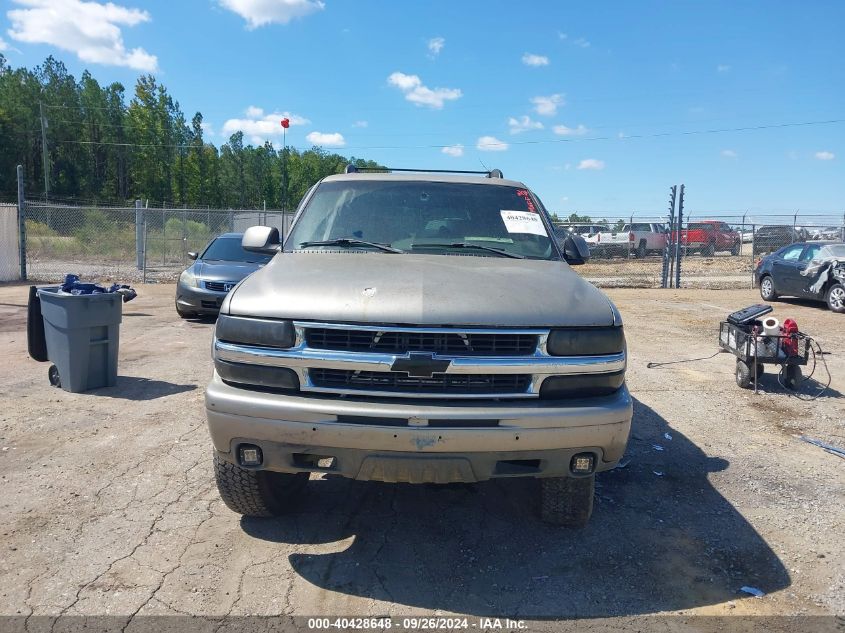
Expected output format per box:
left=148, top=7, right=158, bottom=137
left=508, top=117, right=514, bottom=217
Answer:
left=0, top=283, right=842, bottom=627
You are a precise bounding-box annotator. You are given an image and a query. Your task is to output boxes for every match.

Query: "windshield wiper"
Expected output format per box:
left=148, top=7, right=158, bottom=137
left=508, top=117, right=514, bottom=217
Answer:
left=409, top=242, right=524, bottom=259
left=299, top=238, right=404, bottom=254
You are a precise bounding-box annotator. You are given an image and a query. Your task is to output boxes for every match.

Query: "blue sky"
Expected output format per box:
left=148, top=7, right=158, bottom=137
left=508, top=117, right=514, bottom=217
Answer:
left=2, top=0, right=843, bottom=218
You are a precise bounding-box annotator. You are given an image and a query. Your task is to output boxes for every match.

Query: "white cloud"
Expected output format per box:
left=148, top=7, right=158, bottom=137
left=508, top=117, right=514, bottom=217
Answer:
left=306, top=131, right=345, bottom=147
left=477, top=136, right=508, bottom=152
left=218, top=0, right=324, bottom=29
left=7, top=0, right=158, bottom=71
left=222, top=106, right=310, bottom=144
left=427, top=36, right=444, bottom=58
left=531, top=94, right=565, bottom=116
left=717, top=64, right=731, bottom=72
left=572, top=37, right=590, bottom=48
left=522, top=53, right=549, bottom=67
left=557, top=32, right=568, bottom=40
left=352, top=120, right=368, bottom=128
left=721, top=149, right=737, bottom=158
left=387, top=71, right=462, bottom=109
left=508, top=115, right=543, bottom=134
left=815, top=151, right=835, bottom=160
left=441, top=144, right=464, bottom=157
left=577, top=159, right=605, bottom=170
left=0, top=37, right=8, bottom=51
left=553, top=124, right=588, bottom=136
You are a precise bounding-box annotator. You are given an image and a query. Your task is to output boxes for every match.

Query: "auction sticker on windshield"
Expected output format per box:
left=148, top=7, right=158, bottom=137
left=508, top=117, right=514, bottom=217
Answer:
left=500, top=210, right=548, bottom=236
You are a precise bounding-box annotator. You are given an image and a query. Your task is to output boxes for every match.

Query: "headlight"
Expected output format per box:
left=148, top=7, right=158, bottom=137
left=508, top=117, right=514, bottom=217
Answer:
left=215, top=359, right=299, bottom=391
left=539, top=371, right=625, bottom=399
left=179, top=269, right=198, bottom=288
left=546, top=326, right=625, bottom=356
left=216, top=314, right=295, bottom=348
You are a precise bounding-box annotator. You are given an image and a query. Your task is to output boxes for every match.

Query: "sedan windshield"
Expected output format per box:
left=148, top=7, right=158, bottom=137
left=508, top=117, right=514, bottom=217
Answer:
left=286, top=180, right=558, bottom=260
left=201, top=237, right=273, bottom=263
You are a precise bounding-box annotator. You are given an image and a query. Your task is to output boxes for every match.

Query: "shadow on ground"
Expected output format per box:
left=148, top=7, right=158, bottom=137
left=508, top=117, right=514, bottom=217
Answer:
left=240, top=398, right=790, bottom=617
left=90, top=376, right=197, bottom=400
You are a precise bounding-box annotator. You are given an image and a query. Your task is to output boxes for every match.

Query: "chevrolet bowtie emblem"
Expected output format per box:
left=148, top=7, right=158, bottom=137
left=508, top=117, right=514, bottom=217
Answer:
left=390, top=352, right=451, bottom=378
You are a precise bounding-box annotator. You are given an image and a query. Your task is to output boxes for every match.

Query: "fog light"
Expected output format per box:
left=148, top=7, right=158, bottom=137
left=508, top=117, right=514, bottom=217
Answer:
left=239, top=445, right=262, bottom=466
left=571, top=453, right=595, bottom=474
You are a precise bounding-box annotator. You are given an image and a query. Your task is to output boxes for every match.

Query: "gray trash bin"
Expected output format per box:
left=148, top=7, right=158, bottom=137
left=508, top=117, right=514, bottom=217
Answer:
left=37, top=287, right=123, bottom=393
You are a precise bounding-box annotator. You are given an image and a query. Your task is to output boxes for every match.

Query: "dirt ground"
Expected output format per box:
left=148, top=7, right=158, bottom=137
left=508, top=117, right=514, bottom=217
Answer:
left=0, top=283, right=842, bottom=628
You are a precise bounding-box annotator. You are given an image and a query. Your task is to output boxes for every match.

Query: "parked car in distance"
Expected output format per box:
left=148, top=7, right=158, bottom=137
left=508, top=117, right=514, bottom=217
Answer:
left=571, top=224, right=610, bottom=237
left=175, top=232, right=274, bottom=318
left=755, top=241, right=845, bottom=312
left=590, top=222, right=667, bottom=258
left=677, top=220, right=741, bottom=256
left=206, top=166, right=632, bottom=527
left=810, top=226, right=843, bottom=241
left=753, top=225, right=809, bottom=255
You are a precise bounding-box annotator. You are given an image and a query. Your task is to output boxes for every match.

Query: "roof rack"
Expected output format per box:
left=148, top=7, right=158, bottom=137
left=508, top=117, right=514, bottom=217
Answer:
left=344, top=165, right=504, bottom=179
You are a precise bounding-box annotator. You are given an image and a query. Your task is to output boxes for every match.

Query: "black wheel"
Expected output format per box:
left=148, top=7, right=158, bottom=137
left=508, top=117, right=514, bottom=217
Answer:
left=540, top=475, right=594, bottom=527
left=48, top=364, right=61, bottom=388
left=635, top=240, right=647, bottom=258
left=759, top=275, right=778, bottom=302
left=826, top=283, right=845, bottom=313
left=755, top=363, right=765, bottom=377
left=213, top=453, right=308, bottom=517
left=782, top=365, right=802, bottom=390
left=735, top=359, right=753, bottom=389
left=703, top=241, right=716, bottom=257
left=176, top=303, right=196, bottom=319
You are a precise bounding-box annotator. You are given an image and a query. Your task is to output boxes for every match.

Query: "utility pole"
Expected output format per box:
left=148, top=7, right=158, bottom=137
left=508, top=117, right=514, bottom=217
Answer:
left=39, top=101, right=49, bottom=202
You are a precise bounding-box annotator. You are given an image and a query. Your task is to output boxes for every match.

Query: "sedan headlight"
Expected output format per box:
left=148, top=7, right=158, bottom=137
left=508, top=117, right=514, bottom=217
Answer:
left=216, top=314, right=295, bottom=348
left=179, top=269, right=198, bottom=288
left=546, top=326, right=625, bottom=356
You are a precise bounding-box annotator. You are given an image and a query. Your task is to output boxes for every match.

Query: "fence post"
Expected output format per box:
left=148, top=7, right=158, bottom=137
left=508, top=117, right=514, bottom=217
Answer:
left=750, top=223, right=756, bottom=289
left=661, top=186, right=677, bottom=288
left=17, top=165, right=27, bottom=281
left=135, top=199, right=143, bottom=270
left=674, top=184, right=685, bottom=288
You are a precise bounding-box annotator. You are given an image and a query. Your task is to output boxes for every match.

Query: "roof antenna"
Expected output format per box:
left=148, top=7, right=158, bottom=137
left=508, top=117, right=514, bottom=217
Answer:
left=478, top=158, right=490, bottom=173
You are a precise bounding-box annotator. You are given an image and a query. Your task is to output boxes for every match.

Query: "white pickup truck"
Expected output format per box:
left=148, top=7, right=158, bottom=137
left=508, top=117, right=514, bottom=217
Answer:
left=588, top=222, right=667, bottom=258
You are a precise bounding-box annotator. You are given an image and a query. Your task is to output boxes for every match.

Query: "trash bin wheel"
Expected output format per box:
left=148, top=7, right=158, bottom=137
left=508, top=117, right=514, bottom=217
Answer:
left=48, top=364, right=62, bottom=388
left=735, top=359, right=753, bottom=389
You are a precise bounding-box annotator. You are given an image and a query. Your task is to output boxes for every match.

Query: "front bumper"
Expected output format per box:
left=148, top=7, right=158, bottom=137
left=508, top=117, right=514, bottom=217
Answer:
left=175, top=282, right=228, bottom=314
left=205, top=373, right=633, bottom=483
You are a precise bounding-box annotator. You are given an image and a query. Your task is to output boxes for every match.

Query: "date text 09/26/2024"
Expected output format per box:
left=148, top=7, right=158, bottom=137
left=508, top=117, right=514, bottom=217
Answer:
left=307, top=617, right=528, bottom=630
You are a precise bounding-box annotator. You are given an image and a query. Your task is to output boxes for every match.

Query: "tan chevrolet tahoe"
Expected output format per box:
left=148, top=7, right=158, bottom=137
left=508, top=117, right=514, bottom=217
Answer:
left=205, top=167, right=632, bottom=527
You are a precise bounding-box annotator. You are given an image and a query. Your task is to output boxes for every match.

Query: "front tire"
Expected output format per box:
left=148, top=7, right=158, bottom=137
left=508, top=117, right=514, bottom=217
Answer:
left=760, top=275, right=778, bottom=302
left=213, top=453, right=308, bottom=517
left=540, top=475, right=594, bottom=527
left=703, top=242, right=716, bottom=257
left=736, top=360, right=753, bottom=389
left=826, top=283, right=845, bottom=313
left=782, top=365, right=802, bottom=390
left=635, top=240, right=647, bottom=258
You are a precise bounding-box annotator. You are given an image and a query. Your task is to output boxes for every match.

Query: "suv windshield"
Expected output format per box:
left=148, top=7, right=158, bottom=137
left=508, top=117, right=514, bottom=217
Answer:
left=287, top=180, right=558, bottom=260
left=201, top=237, right=273, bottom=263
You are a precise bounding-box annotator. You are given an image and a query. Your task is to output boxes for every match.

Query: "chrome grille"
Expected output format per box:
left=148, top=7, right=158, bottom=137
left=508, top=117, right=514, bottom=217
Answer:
left=305, top=328, right=537, bottom=356
left=205, top=281, right=235, bottom=292
left=309, top=369, right=531, bottom=395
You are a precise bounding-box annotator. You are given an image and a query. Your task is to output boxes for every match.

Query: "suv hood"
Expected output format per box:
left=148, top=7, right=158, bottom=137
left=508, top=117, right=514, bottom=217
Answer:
left=226, top=252, right=616, bottom=327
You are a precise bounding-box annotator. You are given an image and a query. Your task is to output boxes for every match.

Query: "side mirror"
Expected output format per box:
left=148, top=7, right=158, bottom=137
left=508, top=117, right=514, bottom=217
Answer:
left=187, top=251, right=198, bottom=260
left=562, top=233, right=590, bottom=265
left=242, top=225, right=281, bottom=254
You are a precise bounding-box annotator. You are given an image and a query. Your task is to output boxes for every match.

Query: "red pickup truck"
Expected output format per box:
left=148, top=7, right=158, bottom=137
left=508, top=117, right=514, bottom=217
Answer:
left=675, top=220, right=741, bottom=256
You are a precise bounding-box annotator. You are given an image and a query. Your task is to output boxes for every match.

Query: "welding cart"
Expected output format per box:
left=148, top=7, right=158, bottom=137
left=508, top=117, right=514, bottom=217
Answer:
left=718, top=305, right=810, bottom=391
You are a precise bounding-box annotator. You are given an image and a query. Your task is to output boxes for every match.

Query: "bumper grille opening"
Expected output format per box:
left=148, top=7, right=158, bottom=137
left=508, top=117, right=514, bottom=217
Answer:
left=309, top=369, right=531, bottom=395
left=292, top=453, right=337, bottom=471
left=305, top=328, right=537, bottom=356
left=494, top=459, right=541, bottom=476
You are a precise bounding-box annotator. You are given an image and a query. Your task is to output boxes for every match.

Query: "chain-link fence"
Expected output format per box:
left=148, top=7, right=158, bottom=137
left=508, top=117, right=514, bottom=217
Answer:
left=10, top=198, right=845, bottom=288
left=553, top=214, right=845, bottom=288
left=21, top=200, right=294, bottom=283
left=0, top=203, right=21, bottom=281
